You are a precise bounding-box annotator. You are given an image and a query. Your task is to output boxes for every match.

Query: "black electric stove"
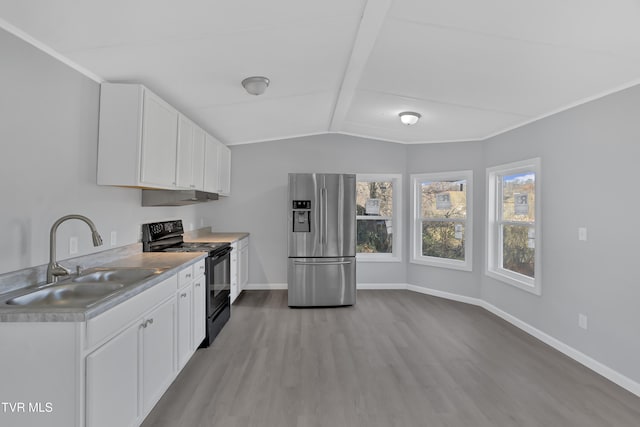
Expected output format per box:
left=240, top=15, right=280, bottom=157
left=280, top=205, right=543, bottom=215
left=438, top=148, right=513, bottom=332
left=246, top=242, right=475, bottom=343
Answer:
left=141, top=220, right=230, bottom=256
left=141, top=220, right=232, bottom=347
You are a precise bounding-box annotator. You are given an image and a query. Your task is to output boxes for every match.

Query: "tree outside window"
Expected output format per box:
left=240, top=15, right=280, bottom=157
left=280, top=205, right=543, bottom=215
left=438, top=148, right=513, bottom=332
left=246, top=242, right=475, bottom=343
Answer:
left=486, top=158, right=541, bottom=295
left=411, top=171, right=473, bottom=271
left=356, top=174, right=402, bottom=261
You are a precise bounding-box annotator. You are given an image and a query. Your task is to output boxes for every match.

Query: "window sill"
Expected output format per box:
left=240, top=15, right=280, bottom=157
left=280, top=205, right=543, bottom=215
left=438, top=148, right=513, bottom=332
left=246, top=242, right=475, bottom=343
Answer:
left=486, top=268, right=541, bottom=296
left=410, top=257, right=471, bottom=271
left=356, top=255, right=402, bottom=263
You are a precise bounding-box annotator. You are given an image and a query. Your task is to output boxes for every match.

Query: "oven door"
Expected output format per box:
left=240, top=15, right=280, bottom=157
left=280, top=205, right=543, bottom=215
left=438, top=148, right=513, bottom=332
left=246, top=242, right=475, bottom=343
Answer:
left=206, top=247, right=232, bottom=317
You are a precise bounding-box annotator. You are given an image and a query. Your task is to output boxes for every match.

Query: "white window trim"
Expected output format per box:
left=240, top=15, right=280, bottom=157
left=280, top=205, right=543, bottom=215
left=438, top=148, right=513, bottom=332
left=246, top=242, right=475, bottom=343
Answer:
left=356, top=174, right=402, bottom=263
left=486, top=158, right=542, bottom=295
left=410, top=170, right=473, bottom=271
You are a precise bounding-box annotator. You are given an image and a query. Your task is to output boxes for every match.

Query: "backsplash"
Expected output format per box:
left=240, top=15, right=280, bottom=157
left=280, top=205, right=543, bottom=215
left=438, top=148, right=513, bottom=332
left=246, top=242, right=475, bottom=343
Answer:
left=0, top=243, right=142, bottom=295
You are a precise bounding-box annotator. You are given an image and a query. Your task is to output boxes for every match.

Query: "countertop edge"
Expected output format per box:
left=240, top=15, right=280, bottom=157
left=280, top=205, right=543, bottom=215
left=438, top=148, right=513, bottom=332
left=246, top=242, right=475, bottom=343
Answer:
left=0, top=253, right=207, bottom=323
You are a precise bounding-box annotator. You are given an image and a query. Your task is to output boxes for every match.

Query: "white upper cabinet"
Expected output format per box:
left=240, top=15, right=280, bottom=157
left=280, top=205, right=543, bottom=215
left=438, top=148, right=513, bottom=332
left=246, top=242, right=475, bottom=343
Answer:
left=203, top=134, right=231, bottom=195
left=97, top=83, right=230, bottom=194
left=176, top=115, right=195, bottom=189
left=203, top=134, right=220, bottom=194
left=192, top=126, right=206, bottom=191
left=218, top=143, right=231, bottom=196
left=98, top=84, right=179, bottom=189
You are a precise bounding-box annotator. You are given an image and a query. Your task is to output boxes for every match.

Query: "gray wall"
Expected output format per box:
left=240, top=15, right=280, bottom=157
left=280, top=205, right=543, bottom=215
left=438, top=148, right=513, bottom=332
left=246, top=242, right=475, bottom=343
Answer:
left=406, top=141, right=486, bottom=298
left=482, top=85, right=640, bottom=384
left=0, top=29, right=212, bottom=276
left=203, top=134, right=408, bottom=285
left=4, top=22, right=639, bottom=387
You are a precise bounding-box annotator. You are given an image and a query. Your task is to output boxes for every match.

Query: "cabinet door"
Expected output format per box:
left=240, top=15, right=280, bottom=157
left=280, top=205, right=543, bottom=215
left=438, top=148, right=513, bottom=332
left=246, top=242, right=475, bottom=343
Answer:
left=177, top=284, right=193, bottom=369
left=218, top=143, right=231, bottom=195
left=140, top=90, right=178, bottom=187
left=203, top=134, right=220, bottom=193
left=192, top=274, right=206, bottom=350
left=176, top=115, right=194, bottom=188
left=141, top=298, right=176, bottom=415
left=230, top=242, right=239, bottom=304
left=192, top=126, right=206, bottom=191
left=240, top=239, right=249, bottom=291
left=86, top=323, right=139, bottom=427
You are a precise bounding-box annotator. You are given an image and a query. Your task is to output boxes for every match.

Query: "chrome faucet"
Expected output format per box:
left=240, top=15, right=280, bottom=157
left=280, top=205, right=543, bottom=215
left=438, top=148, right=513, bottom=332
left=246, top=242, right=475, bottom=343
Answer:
left=47, top=214, right=104, bottom=283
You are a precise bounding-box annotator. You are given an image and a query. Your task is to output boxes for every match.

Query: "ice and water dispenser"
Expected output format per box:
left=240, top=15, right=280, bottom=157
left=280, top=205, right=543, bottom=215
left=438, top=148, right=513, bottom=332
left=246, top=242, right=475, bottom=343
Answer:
left=292, top=200, right=311, bottom=232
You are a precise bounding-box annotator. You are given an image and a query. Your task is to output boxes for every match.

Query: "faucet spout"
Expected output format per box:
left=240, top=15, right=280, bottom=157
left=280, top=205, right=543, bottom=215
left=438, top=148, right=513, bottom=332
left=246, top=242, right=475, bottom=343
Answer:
left=47, top=214, right=104, bottom=283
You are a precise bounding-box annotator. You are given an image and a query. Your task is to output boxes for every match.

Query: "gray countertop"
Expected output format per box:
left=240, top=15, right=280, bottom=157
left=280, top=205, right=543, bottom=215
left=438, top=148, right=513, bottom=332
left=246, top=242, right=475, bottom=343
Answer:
left=0, top=252, right=206, bottom=323
left=184, top=231, right=249, bottom=244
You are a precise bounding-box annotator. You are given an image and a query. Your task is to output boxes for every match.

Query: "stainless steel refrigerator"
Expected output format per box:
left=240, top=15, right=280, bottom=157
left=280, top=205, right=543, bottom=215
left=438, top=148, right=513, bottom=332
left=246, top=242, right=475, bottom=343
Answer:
left=287, top=173, right=356, bottom=307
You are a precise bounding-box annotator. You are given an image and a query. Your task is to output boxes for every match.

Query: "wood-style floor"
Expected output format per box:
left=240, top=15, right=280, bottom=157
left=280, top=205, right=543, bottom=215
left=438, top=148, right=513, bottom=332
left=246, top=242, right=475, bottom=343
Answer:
left=142, top=290, right=640, bottom=427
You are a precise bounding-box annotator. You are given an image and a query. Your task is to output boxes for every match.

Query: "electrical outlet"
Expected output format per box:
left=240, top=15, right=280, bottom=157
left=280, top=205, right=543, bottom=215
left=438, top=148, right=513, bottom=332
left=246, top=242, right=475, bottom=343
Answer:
left=110, top=231, right=117, bottom=246
left=69, top=237, right=78, bottom=255
left=578, top=313, right=588, bottom=330
left=578, top=227, right=587, bottom=241
left=189, top=223, right=194, bottom=231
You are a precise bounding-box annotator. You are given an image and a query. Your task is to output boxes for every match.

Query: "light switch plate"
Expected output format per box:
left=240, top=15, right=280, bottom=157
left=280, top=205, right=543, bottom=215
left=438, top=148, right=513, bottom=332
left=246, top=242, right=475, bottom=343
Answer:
left=110, top=231, right=117, bottom=246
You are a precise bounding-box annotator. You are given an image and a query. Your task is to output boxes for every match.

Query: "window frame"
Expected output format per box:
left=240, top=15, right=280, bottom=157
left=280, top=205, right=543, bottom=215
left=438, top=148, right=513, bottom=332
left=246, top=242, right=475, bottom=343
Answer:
left=410, top=170, right=473, bottom=271
left=355, top=173, right=402, bottom=263
left=486, top=158, right=542, bottom=295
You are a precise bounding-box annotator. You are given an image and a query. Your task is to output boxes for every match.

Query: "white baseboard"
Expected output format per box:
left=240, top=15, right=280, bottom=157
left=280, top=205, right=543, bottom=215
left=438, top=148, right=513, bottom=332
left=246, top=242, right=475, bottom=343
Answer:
left=241, top=281, right=640, bottom=397
left=244, top=283, right=287, bottom=290
left=357, top=283, right=408, bottom=290
left=407, top=284, right=483, bottom=306
left=480, top=300, right=640, bottom=398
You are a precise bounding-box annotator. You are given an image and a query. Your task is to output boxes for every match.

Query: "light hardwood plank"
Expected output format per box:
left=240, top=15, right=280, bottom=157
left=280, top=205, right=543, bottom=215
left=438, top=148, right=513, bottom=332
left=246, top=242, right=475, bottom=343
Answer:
left=142, top=290, right=640, bottom=427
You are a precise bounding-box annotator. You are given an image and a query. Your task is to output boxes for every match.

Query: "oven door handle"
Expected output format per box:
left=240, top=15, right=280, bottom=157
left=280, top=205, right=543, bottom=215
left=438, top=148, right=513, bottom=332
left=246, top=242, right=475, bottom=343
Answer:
left=211, top=247, right=233, bottom=259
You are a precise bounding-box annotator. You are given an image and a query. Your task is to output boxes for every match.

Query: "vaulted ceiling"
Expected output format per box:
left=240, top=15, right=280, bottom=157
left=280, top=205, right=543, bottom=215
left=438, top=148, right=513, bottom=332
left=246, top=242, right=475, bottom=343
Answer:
left=2, top=0, right=640, bottom=145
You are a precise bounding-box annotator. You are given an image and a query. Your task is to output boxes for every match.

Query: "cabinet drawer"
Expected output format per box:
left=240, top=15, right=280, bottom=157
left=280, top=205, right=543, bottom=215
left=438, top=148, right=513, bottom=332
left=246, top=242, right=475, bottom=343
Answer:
left=194, top=259, right=206, bottom=277
left=86, top=274, right=177, bottom=349
left=178, top=265, right=194, bottom=287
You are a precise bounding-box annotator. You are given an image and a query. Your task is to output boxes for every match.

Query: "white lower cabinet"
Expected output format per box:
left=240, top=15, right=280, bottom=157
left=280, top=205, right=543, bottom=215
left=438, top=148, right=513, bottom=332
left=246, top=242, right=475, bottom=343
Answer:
left=0, top=260, right=207, bottom=427
left=192, top=274, right=206, bottom=350
left=86, top=323, right=139, bottom=427
left=140, top=298, right=176, bottom=416
left=176, top=283, right=193, bottom=369
left=177, top=259, right=206, bottom=368
left=86, top=287, right=176, bottom=426
left=230, top=236, right=249, bottom=304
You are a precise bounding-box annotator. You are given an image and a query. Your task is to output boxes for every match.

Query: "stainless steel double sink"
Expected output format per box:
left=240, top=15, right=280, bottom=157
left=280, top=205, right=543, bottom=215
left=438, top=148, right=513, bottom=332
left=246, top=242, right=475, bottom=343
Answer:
left=3, top=267, right=167, bottom=308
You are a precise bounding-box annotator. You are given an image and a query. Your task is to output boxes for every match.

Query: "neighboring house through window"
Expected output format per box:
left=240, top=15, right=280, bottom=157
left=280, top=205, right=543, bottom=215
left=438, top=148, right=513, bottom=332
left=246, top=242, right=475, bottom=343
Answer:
left=486, top=158, right=541, bottom=295
left=356, top=174, right=402, bottom=262
left=411, top=170, right=473, bottom=271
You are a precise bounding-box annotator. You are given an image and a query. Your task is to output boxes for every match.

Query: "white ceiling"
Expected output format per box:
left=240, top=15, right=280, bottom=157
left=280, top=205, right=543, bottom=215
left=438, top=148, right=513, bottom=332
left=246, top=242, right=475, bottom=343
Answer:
left=2, top=0, right=640, bottom=145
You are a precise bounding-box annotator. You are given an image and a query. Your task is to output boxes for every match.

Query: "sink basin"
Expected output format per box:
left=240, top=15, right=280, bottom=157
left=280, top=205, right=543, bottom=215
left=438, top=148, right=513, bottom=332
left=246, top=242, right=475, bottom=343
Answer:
left=5, top=282, right=126, bottom=307
left=73, top=267, right=164, bottom=286
left=4, top=267, right=168, bottom=308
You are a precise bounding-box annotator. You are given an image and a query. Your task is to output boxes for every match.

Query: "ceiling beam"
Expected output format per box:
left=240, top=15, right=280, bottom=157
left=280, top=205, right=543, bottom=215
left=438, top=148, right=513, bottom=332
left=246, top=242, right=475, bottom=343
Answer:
left=328, top=0, right=393, bottom=132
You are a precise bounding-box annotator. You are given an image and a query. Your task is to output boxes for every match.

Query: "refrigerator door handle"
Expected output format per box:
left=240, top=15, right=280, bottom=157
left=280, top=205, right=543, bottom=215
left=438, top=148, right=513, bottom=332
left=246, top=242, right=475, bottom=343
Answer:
left=321, top=187, right=327, bottom=246
left=293, top=260, right=352, bottom=266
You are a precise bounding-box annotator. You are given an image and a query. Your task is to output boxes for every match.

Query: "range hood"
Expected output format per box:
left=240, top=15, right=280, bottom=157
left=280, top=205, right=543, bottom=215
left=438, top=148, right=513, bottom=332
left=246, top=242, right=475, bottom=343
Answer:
left=141, top=189, right=218, bottom=206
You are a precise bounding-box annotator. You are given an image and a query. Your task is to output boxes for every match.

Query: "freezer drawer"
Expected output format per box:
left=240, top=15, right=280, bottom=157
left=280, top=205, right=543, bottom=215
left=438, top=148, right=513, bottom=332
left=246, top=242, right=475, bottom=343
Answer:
left=288, top=257, right=356, bottom=307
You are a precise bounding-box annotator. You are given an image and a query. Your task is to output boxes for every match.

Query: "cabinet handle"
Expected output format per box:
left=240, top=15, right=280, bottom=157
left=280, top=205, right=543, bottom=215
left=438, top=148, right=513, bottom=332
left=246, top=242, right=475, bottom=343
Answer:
left=186, top=273, right=191, bottom=278
left=180, top=293, right=187, bottom=298
left=195, top=283, right=201, bottom=287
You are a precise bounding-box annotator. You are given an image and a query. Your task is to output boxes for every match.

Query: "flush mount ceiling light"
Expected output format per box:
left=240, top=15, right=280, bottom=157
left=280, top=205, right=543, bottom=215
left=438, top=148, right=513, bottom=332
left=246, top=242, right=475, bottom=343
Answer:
left=241, top=76, right=270, bottom=96
left=399, top=111, right=421, bottom=126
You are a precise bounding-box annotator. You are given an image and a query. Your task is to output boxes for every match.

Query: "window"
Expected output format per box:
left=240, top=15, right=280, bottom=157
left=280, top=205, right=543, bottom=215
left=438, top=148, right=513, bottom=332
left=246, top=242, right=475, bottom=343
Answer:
left=486, top=158, right=541, bottom=295
left=411, top=170, right=473, bottom=270
left=356, top=174, right=402, bottom=262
